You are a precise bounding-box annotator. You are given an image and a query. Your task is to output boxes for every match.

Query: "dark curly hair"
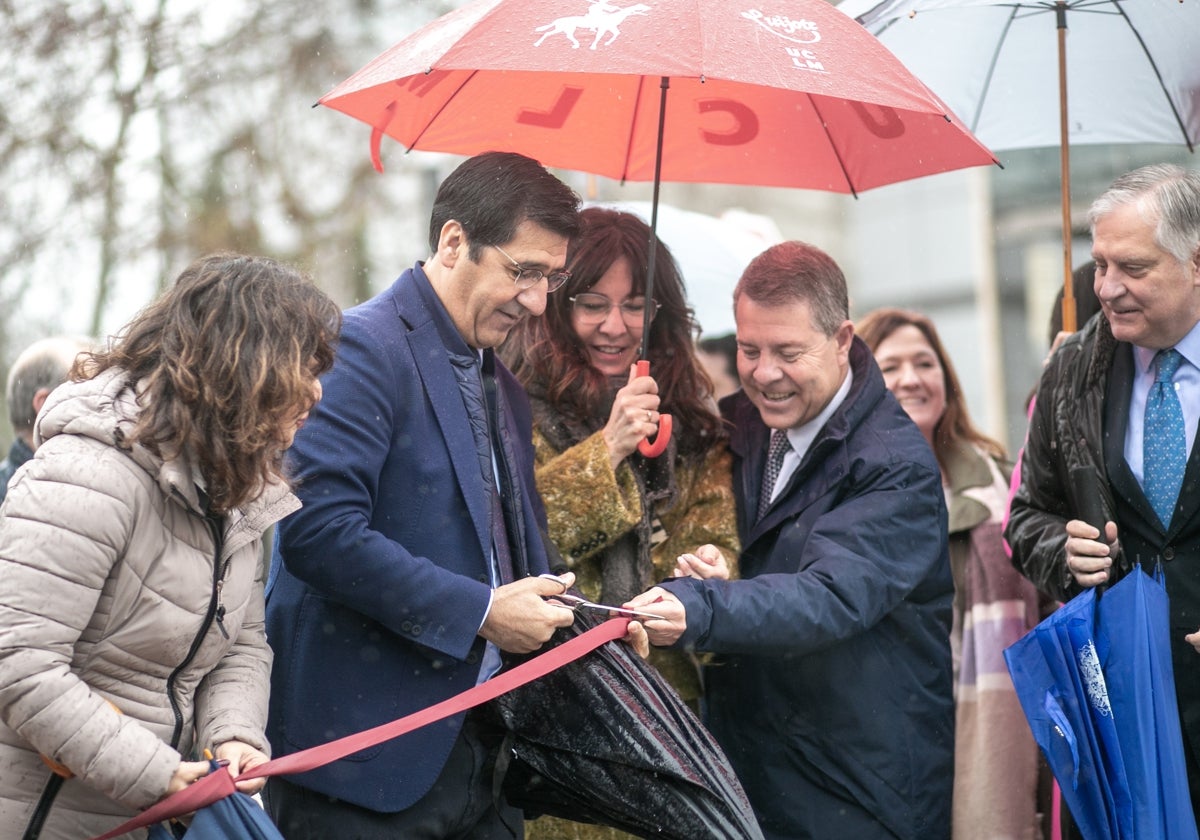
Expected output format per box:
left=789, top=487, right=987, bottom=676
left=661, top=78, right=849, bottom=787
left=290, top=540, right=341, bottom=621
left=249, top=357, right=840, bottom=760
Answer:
left=75, top=253, right=342, bottom=513
left=503, top=207, right=725, bottom=455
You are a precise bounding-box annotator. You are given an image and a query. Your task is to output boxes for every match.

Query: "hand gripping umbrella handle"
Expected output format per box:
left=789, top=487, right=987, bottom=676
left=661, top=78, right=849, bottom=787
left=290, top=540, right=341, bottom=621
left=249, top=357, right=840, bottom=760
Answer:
left=636, top=360, right=672, bottom=458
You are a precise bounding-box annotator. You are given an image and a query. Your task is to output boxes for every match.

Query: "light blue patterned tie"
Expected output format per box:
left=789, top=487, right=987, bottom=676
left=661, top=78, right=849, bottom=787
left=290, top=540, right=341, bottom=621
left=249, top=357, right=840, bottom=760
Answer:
left=1144, top=349, right=1186, bottom=528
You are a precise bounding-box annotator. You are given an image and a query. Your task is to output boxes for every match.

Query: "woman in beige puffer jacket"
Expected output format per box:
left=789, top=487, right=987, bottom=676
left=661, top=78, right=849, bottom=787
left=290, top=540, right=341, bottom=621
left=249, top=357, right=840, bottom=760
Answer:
left=0, top=253, right=340, bottom=840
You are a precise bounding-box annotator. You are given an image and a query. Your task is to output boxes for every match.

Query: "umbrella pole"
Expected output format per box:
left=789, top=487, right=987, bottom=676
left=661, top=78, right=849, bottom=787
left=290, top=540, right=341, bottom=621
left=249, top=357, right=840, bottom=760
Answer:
left=634, top=76, right=672, bottom=460
left=1056, top=1, right=1077, bottom=333
left=641, top=75, right=669, bottom=360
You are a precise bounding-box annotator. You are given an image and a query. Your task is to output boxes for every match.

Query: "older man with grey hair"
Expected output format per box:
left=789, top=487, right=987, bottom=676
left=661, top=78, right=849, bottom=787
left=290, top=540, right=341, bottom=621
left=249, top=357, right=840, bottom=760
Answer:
left=1, top=336, right=92, bottom=505
left=1008, top=163, right=1200, bottom=816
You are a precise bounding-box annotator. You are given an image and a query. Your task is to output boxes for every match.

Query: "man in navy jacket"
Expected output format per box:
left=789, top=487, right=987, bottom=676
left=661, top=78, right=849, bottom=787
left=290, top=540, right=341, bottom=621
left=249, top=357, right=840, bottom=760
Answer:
left=264, top=152, right=583, bottom=838
left=629, top=241, right=955, bottom=839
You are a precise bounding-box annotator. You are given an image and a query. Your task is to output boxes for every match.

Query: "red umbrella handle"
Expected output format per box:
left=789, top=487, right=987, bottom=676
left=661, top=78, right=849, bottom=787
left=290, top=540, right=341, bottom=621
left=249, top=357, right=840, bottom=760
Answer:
left=636, top=360, right=672, bottom=458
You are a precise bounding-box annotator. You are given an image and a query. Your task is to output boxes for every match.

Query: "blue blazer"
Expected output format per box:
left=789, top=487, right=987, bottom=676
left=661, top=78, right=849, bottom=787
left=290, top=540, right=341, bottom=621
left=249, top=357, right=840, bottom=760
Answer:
left=265, top=265, right=551, bottom=812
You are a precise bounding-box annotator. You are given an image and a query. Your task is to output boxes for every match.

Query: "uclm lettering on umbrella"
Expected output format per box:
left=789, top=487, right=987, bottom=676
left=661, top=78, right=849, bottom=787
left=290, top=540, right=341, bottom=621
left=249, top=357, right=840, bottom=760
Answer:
left=786, top=48, right=826, bottom=75
left=740, top=10, right=826, bottom=73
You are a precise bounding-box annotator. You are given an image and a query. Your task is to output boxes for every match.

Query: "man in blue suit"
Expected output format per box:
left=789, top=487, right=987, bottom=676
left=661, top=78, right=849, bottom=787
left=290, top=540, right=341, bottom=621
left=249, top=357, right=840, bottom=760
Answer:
left=629, top=241, right=955, bottom=839
left=264, top=152, right=584, bottom=839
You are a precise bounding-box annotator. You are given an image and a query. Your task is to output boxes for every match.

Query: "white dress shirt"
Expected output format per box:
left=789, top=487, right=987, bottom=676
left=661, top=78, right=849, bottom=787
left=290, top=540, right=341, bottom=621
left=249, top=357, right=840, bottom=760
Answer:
left=765, top=368, right=854, bottom=504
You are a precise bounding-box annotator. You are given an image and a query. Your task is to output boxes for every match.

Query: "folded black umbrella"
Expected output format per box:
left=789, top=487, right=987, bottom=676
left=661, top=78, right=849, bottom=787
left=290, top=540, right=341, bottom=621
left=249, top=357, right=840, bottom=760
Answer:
left=91, top=609, right=759, bottom=840
left=491, top=609, right=763, bottom=840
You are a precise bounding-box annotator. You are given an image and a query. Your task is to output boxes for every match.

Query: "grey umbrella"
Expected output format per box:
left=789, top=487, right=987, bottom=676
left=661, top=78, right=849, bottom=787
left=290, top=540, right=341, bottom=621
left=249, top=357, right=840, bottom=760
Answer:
left=837, top=0, right=1200, bottom=330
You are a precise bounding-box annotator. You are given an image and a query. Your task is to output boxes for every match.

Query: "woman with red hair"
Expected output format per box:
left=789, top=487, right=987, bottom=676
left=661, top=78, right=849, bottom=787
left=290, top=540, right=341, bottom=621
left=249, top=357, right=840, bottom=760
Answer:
left=503, top=207, right=738, bottom=839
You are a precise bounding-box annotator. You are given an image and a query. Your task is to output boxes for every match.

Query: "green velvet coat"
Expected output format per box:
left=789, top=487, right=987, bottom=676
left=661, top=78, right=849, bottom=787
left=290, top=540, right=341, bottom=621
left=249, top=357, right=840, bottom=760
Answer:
left=527, top=427, right=739, bottom=840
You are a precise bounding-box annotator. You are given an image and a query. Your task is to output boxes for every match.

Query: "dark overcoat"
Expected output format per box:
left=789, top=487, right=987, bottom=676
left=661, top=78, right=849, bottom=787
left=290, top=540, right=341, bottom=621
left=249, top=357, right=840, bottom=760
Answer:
left=1007, top=312, right=1200, bottom=806
left=663, top=338, right=954, bottom=840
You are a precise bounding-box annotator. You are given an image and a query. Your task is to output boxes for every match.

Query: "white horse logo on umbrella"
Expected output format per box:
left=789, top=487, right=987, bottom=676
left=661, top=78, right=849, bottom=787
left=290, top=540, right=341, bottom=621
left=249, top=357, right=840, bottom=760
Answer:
left=535, top=1, right=651, bottom=50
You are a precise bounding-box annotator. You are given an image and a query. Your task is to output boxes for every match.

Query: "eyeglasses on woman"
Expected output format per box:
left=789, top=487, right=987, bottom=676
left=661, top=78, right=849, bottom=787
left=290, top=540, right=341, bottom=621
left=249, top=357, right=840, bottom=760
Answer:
left=569, top=292, right=662, bottom=327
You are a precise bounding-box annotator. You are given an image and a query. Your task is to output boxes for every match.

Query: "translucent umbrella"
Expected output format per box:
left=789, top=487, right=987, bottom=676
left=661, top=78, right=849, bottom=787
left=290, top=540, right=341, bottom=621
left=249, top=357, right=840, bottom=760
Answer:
left=838, top=0, right=1200, bottom=330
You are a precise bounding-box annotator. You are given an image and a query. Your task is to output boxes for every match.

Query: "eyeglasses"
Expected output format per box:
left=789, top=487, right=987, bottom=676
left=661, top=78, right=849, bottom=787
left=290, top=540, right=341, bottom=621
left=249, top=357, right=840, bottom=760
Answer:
left=569, top=292, right=662, bottom=327
left=492, top=244, right=571, bottom=293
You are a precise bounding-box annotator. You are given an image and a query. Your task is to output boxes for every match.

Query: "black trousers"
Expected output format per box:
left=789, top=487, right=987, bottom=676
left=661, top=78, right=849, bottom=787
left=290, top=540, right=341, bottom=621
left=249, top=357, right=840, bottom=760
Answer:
left=264, top=712, right=521, bottom=840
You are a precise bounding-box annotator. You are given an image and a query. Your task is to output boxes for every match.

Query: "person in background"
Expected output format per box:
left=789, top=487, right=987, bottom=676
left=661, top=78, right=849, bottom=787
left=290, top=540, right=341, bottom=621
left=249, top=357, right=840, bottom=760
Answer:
left=501, top=207, right=738, bottom=840
left=264, top=152, right=600, bottom=840
left=627, top=241, right=955, bottom=840
left=0, top=253, right=339, bottom=839
left=858, top=307, right=1047, bottom=840
left=696, top=332, right=739, bottom=401
left=0, top=336, right=92, bottom=506
left=1007, top=163, right=1200, bottom=817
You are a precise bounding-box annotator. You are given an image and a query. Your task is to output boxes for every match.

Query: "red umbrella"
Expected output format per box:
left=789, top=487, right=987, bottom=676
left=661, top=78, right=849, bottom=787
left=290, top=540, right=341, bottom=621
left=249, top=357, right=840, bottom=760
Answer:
left=320, top=0, right=998, bottom=453
left=321, top=0, right=995, bottom=191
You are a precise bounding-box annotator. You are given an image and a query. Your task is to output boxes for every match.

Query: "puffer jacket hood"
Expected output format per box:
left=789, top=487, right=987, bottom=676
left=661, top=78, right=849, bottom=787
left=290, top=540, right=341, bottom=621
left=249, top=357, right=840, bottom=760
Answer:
left=38, top=368, right=207, bottom=515
left=36, top=367, right=297, bottom=529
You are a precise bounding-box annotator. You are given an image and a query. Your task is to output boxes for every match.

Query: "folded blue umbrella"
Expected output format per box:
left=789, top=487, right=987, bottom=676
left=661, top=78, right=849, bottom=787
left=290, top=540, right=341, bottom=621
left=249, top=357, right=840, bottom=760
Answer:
left=1007, top=590, right=1123, bottom=840
left=146, top=761, right=283, bottom=840
left=1006, top=564, right=1198, bottom=840
left=1096, top=564, right=1197, bottom=838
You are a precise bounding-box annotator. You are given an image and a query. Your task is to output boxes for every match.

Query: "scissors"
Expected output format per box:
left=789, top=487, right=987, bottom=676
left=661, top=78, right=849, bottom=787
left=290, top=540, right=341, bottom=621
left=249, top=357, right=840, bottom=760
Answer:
left=538, top=576, right=665, bottom=621
left=538, top=574, right=666, bottom=621
left=545, top=592, right=667, bottom=622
